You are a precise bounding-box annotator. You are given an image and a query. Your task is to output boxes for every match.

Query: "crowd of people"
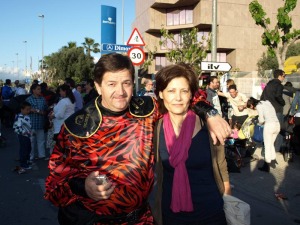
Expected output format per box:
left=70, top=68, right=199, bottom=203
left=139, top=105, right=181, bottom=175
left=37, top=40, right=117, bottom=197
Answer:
left=1, top=52, right=299, bottom=224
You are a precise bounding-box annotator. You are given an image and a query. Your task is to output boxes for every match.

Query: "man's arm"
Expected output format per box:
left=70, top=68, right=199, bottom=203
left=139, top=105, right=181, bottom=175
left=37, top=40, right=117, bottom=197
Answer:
left=192, top=101, right=231, bottom=145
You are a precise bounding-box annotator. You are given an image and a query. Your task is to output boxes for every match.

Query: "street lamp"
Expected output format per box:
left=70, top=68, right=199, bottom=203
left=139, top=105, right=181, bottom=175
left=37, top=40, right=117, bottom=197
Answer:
left=23, top=41, right=27, bottom=75
left=16, top=53, right=19, bottom=79
left=38, top=14, right=44, bottom=81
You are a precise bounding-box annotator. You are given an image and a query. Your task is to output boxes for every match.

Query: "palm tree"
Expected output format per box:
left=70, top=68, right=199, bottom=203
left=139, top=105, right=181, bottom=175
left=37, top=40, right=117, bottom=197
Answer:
left=82, top=37, right=100, bottom=57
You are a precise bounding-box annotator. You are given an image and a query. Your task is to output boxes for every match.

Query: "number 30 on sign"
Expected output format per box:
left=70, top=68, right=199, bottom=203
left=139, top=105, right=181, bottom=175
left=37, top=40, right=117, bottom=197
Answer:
left=127, top=47, right=145, bottom=66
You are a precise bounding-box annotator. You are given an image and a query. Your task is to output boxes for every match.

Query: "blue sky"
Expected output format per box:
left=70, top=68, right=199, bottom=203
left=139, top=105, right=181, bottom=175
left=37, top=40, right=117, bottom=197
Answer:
left=0, top=0, right=135, bottom=81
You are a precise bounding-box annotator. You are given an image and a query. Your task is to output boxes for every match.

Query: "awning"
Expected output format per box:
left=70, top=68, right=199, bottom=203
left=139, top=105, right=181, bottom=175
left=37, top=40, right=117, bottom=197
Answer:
left=284, top=56, right=300, bottom=75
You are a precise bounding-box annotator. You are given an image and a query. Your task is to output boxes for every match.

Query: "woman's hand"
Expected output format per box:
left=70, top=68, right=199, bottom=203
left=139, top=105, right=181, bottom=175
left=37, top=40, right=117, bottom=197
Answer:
left=85, top=171, right=115, bottom=201
left=207, top=115, right=231, bottom=145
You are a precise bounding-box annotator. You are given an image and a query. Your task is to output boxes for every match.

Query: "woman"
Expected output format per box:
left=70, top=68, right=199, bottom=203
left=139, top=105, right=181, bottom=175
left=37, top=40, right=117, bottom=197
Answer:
left=49, top=84, right=75, bottom=140
left=247, top=97, right=280, bottom=172
left=153, top=63, right=231, bottom=225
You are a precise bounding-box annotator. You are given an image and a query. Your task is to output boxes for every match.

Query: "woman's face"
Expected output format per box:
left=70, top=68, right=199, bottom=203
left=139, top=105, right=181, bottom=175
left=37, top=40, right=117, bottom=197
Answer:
left=159, top=77, right=192, bottom=116
left=60, top=88, right=66, bottom=97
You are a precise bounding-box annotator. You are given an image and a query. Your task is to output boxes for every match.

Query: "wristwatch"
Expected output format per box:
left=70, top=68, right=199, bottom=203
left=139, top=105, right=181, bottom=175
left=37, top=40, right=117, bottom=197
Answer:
left=206, top=108, right=219, bottom=118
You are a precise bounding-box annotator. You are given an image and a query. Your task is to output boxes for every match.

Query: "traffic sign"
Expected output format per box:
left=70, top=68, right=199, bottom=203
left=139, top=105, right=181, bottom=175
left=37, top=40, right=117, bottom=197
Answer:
left=127, top=47, right=145, bottom=66
left=127, top=28, right=145, bottom=46
left=101, top=43, right=131, bottom=52
left=201, top=62, right=232, bottom=72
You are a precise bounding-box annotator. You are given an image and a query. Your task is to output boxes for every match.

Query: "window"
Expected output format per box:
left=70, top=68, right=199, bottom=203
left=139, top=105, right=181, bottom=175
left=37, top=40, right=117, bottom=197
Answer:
left=155, top=56, right=172, bottom=71
left=166, top=8, right=193, bottom=26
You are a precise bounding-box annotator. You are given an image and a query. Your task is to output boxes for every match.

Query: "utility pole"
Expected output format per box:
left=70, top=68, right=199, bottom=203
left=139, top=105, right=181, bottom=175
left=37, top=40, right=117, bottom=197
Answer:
left=211, top=0, right=217, bottom=76
left=38, top=14, right=44, bottom=81
left=23, top=41, right=27, bottom=75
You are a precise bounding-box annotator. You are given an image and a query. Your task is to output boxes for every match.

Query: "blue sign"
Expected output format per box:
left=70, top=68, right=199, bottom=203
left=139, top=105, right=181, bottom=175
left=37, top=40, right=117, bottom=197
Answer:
left=101, top=43, right=131, bottom=52
left=101, top=5, right=116, bottom=44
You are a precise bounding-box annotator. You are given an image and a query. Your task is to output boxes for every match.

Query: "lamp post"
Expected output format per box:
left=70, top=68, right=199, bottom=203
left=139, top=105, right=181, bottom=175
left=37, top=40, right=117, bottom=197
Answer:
left=16, top=53, right=19, bottom=80
left=23, top=41, right=27, bottom=75
left=38, top=14, right=44, bottom=81
left=122, top=0, right=124, bottom=44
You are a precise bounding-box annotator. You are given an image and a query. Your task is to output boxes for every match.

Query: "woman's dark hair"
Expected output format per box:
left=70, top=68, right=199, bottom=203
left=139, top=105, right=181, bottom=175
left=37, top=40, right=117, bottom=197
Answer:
left=247, top=97, right=260, bottom=108
left=155, top=63, right=199, bottom=114
left=93, top=53, right=135, bottom=85
left=59, top=84, right=75, bottom=104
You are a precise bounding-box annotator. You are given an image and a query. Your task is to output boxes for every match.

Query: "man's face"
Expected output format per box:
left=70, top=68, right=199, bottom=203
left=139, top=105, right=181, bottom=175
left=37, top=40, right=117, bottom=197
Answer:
left=95, top=69, right=133, bottom=112
left=33, top=86, right=42, bottom=96
left=209, top=78, right=219, bottom=90
left=145, top=81, right=154, bottom=91
left=278, top=73, right=286, bottom=83
left=228, top=88, right=238, bottom=98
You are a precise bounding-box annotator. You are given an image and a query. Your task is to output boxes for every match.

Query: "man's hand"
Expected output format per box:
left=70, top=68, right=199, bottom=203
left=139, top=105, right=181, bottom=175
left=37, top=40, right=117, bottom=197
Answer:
left=207, top=115, right=231, bottom=145
left=85, top=171, right=115, bottom=201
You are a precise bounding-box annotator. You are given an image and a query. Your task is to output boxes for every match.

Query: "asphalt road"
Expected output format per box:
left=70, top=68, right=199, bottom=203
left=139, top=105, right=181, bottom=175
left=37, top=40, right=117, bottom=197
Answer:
left=1, top=126, right=300, bottom=225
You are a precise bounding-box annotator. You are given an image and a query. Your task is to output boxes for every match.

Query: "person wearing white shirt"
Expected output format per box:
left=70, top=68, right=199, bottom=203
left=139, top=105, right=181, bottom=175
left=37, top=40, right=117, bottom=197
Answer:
left=64, top=77, right=83, bottom=112
left=247, top=97, right=280, bottom=172
left=50, top=84, right=75, bottom=136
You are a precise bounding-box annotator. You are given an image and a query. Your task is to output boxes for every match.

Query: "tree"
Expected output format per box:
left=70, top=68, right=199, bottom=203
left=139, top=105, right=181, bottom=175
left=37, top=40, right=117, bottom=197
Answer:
left=249, top=0, right=300, bottom=69
left=142, top=27, right=211, bottom=74
left=82, top=37, right=100, bottom=57
left=257, top=42, right=300, bottom=76
left=44, top=46, right=94, bottom=83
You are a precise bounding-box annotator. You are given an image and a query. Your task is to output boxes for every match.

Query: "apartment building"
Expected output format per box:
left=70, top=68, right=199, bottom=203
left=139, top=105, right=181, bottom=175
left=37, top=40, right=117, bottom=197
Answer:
left=132, top=0, right=300, bottom=74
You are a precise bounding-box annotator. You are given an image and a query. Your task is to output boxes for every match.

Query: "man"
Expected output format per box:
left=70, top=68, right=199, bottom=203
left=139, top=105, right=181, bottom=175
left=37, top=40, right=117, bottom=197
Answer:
left=260, top=69, right=286, bottom=151
left=44, top=53, right=231, bottom=225
left=206, top=76, right=222, bottom=117
left=65, top=77, right=83, bottom=111
left=137, top=77, right=156, bottom=98
left=26, top=84, right=48, bottom=160
left=83, top=78, right=99, bottom=105
left=1, top=79, right=15, bottom=127
left=219, top=84, right=248, bottom=126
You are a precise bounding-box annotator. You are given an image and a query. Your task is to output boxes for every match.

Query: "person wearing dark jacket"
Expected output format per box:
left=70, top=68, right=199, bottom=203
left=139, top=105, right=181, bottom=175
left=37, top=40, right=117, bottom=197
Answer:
left=260, top=69, right=286, bottom=152
left=83, top=79, right=99, bottom=105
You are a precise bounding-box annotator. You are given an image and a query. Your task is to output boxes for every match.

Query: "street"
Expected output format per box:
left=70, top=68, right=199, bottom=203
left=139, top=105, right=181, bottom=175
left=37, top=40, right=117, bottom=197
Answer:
left=0, top=126, right=300, bottom=225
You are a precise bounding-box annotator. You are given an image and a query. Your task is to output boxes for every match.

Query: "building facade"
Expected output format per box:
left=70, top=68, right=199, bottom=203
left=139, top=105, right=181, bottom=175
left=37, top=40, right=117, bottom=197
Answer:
left=132, top=0, right=300, bottom=74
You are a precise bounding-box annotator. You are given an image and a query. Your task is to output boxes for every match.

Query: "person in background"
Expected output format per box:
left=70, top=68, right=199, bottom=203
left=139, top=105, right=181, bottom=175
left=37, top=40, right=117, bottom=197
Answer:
left=15, top=81, right=27, bottom=96
left=83, top=79, right=99, bottom=105
left=1, top=79, right=15, bottom=127
left=13, top=101, right=32, bottom=174
left=260, top=69, right=286, bottom=152
left=283, top=82, right=294, bottom=117
left=65, top=77, right=83, bottom=112
left=12, top=80, right=19, bottom=95
left=137, top=77, right=156, bottom=97
left=289, top=91, right=300, bottom=155
left=26, top=84, right=48, bottom=161
left=247, top=97, right=280, bottom=172
left=206, top=76, right=222, bottom=117
left=231, top=121, right=241, bottom=139
left=44, top=53, right=231, bottom=225
left=219, top=84, right=249, bottom=127
left=49, top=84, right=75, bottom=142
left=152, top=63, right=231, bottom=225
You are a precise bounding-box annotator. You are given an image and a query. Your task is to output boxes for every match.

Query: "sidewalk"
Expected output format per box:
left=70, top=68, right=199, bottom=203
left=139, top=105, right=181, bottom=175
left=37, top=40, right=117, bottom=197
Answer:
left=230, top=146, right=300, bottom=224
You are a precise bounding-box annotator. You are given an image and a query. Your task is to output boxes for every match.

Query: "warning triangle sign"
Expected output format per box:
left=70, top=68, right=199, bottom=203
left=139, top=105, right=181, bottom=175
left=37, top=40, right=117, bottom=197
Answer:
left=126, top=28, right=145, bottom=46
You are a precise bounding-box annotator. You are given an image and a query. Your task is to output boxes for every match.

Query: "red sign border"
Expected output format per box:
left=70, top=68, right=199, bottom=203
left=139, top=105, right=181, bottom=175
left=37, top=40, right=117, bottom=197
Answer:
left=127, top=47, right=145, bottom=66
left=126, top=28, right=145, bottom=46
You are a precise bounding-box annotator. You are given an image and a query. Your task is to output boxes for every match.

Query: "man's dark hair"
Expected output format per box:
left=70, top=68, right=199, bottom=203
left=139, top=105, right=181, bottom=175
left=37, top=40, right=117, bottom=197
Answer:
left=273, top=69, right=284, bottom=79
left=65, top=78, right=76, bottom=88
left=228, top=84, right=237, bottom=91
left=93, top=53, right=135, bottom=85
left=5, top=79, right=11, bottom=85
left=20, top=101, right=31, bottom=109
left=209, top=76, right=218, bottom=84
left=30, top=83, right=40, bottom=92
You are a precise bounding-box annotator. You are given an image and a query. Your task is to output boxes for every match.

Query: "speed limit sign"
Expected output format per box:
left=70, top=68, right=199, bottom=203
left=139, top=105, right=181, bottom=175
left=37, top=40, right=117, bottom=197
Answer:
left=127, top=47, right=145, bottom=66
